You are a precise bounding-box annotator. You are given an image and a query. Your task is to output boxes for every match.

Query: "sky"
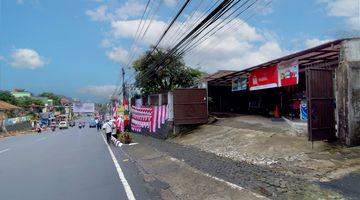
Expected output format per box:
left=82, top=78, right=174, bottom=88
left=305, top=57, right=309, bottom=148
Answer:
left=0, top=0, right=359, bottom=102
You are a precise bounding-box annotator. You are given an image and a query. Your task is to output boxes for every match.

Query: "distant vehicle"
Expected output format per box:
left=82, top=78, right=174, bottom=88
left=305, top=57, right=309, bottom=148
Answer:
left=89, top=120, right=97, bottom=128
left=68, top=121, right=75, bottom=127
left=58, top=121, right=68, bottom=129
left=78, top=121, right=85, bottom=129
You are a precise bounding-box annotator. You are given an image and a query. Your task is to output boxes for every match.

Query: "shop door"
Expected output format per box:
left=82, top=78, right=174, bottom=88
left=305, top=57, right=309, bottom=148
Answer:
left=306, top=68, right=336, bottom=141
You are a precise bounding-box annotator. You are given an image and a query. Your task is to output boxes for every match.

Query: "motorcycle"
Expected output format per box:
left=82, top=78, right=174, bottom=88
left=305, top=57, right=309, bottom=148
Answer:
left=50, top=122, right=56, bottom=132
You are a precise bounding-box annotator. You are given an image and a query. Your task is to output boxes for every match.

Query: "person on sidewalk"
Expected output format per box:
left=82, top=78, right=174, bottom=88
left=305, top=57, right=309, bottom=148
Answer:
left=102, top=120, right=113, bottom=144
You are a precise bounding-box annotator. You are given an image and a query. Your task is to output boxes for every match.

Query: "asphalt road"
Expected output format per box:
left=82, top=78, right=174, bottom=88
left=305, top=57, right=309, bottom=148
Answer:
left=0, top=125, right=154, bottom=200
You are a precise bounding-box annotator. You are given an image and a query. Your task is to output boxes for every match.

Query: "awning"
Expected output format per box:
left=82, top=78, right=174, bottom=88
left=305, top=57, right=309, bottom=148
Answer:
left=207, top=38, right=353, bottom=86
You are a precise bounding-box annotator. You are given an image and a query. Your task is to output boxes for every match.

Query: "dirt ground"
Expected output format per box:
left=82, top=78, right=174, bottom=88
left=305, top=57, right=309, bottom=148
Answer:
left=170, top=115, right=360, bottom=198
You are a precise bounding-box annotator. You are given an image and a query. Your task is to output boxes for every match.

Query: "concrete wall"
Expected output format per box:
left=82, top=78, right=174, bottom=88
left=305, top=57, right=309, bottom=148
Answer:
left=0, top=121, right=32, bottom=134
left=136, top=121, right=173, bottom=139
left=336, top=39, right=360, bottom=146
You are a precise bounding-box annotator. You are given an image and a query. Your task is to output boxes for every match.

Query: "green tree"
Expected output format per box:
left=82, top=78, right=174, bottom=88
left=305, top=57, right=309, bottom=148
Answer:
left=39, top=92, right=62, bottom=105
left=0, top=91, right=18, bottom=105
left=17, top=97, right=44, bottom=108
left=133, top=48, right=203, bottom=94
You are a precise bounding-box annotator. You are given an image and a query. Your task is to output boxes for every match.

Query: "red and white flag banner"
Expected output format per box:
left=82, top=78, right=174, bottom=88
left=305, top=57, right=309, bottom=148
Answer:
left=130, top=104, right=168, bottom=133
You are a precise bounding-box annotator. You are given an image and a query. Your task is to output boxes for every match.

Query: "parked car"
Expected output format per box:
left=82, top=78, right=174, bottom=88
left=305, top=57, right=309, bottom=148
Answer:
left=58, top=121, right=68, bottom=129
left=89, top=120, right=97, bottom=128
left=68, top=121, right=75, bottom=127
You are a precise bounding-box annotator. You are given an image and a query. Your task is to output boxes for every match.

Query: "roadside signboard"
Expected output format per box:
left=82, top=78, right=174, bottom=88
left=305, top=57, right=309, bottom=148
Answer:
left=249, top=65, right=278, bottom=90
left=278, top=59, right=299, bottom=87
left=231, top=75, right=247, bottom=91
left=72, top=103, right=95, bottom=113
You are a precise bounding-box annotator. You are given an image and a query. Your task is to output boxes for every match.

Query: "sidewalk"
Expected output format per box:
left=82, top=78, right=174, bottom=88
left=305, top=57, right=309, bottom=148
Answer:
left=170, top=116, right=360, bottom=199
left=119, top=134, right=267, bottom=200
left=121, top=134, right=346, bottom=199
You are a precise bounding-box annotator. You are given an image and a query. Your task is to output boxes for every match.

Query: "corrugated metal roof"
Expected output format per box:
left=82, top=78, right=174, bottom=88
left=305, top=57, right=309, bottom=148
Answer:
left=203, top=70, right=237, bottom=81
left=207, top=38, right=358, bottom=86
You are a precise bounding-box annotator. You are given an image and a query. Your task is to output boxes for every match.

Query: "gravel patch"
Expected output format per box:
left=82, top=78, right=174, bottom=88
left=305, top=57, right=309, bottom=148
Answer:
left=131, top=133, right=344, bottom=199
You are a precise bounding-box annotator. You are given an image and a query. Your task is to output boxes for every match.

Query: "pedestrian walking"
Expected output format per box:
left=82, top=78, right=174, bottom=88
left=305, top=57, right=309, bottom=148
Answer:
left=96, top=119, right=101, bottom=131
left=102, top=120, right=113, bottom=144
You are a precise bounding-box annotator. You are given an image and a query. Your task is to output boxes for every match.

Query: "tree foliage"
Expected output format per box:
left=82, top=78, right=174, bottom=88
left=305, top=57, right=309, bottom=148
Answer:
left=39, top=92, right=62, bottom=105
left=0, top=91, right=18, bottom=105
left=0, top=91, right=44, bottom=108
left=133, top=48, right=203, bottom=95
left=17, top=97, right=44, bottom=107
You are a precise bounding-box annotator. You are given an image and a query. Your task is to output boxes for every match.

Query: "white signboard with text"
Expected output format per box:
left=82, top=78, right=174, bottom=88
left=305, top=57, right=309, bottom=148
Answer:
left=72, top=103, right=95, bottom=113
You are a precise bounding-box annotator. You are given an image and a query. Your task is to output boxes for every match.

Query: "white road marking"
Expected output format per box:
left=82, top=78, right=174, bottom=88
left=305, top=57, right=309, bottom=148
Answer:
left=168, top=156, right=269, bottom=199
left=36, top=137, right=47, bottom=142
left=101, top=134, right=136, bottom=200
left=128, top=143, right=138, bottom=146
left=0, top=148, right=10, bottom=154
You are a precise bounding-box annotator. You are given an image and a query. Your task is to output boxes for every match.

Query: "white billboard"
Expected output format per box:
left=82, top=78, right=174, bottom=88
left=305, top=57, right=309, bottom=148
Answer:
left=72, top=103, right=95, bottom=113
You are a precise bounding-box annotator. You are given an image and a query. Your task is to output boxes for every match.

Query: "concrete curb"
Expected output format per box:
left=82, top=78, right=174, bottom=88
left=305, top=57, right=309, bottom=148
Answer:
left=111, top=136, right=123, bottom=147
left=111, top=136, right=138, bottom=147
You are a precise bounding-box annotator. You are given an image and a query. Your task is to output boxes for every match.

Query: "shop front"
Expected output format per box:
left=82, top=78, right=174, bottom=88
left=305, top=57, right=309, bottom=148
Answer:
left=206, top=39, right=354, bottom=143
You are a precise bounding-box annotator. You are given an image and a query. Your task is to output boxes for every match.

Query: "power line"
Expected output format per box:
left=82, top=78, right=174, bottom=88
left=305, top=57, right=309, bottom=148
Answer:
left=125, top=0, right=194, bottom=84
left=162, top=0, right=205, bottom=47
left=112, top=0, right=153, bottom=98
left=179, top=0, right=258, bottom=54
left=123, top=0, right=162, bottom=71
left=133, top=0, right=239, bottom=84
left=136, top=0, right=264, bottom=86
left=185, top=0, right=272, bottom=63
left=149, top=0, right=192, bottom=55
left=128, top=0, right=266, bottom=95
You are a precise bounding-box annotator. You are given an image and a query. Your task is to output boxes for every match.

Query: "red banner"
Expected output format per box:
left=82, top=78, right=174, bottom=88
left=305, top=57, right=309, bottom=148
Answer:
left=249, top=65, right=278, bottom=90
left=277, top=60, right=299, bottom=87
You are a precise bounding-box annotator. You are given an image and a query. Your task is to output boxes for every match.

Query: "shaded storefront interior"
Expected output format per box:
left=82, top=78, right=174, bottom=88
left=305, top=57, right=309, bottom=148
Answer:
left=205, top=38, right=360, bottom=145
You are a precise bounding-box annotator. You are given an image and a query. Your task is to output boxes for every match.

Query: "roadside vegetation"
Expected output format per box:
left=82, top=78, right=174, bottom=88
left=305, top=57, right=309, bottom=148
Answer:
left=133, top=47, right=204, bottom=95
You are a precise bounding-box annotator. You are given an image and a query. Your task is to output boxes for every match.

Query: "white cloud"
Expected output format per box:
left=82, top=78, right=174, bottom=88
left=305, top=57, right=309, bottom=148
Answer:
left=107, top=16, right=286, bottom=73
left=15, top=0, right=40, bottom=5
left=320, top=0, right=360, bottom=30
left=10, top=48, right=47, bottom=69
left=111, top=19, right=167, bottom=44
left=106, top=47, right=129, bottom=64
left=163, top=0, right=177, bottom=7
left=79, top=85, right=117, bottom=98
left=86, top=5, right=109, bottom=22
left=184, top=19, right=286, bottom=72
left=100, top=38, right=113, bottom=48
left=86, top=1, right=145, bottom=22
left=87, top=2, right=286, bottom=73
left=305, top=38, right=332, bottom=48
left=114, top=1, right=145, bottom=20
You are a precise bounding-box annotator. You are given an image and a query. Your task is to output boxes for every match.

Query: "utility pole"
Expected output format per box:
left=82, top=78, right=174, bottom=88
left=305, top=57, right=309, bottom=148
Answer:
left=122, top=67, right=126, bottom=102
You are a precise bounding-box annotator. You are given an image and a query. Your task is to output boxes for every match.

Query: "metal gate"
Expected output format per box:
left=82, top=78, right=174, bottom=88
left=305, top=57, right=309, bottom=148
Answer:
left=173, top=89, right=208, bottom=125
left=306, top=68, right=336, bottom=141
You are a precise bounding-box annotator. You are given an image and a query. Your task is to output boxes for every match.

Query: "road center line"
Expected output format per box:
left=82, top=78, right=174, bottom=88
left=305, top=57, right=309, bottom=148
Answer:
left=0, top=148, right=10, bottom=154
left=101, top=134, right=136, bottom=200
